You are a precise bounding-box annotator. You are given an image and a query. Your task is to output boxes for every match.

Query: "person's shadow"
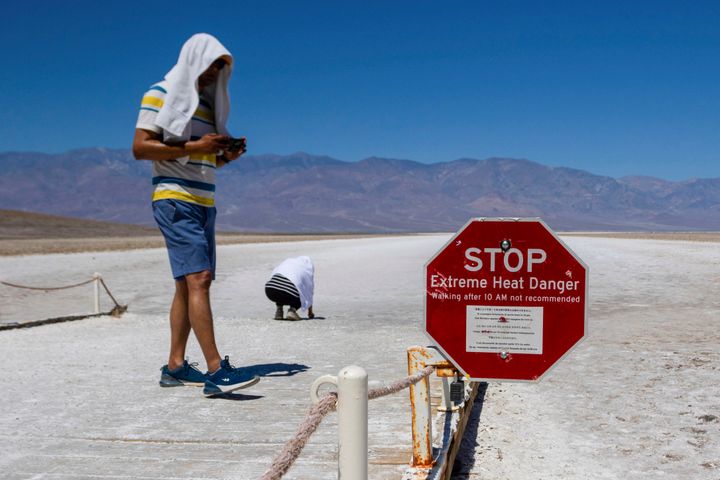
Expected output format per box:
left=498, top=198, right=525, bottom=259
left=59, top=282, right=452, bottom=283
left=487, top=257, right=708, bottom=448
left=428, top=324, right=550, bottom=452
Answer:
left=209, top=362, right=311, bottom=401
left=275, top=316, right=326, bottom=321
left=241, top=362, right=310, bottom=377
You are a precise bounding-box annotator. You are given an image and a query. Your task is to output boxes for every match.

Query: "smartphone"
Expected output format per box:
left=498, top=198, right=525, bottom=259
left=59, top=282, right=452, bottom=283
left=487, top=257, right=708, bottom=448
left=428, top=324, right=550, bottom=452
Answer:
left=227, top=137, right=247, bottom=152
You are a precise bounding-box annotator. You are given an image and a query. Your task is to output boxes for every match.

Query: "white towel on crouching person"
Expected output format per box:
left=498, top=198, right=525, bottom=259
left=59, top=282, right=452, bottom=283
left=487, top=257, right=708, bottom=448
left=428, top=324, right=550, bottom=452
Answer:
left=271, top=256, right=315, bottom=311
left=156, top=33, right=233, bottom=165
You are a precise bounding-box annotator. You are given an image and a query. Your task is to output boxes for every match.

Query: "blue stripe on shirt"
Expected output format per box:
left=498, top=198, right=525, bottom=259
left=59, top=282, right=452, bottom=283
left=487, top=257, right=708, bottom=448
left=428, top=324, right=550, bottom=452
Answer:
left=187, top=161, right=217, bottom=169
left=152, top=176, right=216, bottom=192
left=150, top=85, right=167, bottom=93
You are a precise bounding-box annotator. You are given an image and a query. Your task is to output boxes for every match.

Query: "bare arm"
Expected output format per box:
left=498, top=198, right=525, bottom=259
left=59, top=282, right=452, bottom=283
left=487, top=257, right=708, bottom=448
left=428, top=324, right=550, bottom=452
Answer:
left=132, top=129, right=229, bottom=161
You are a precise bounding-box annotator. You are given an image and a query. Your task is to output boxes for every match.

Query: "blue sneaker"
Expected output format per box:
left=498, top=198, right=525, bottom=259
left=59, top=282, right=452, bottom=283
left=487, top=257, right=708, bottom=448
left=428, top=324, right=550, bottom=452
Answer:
left=203, top=356, right=260, bottom=397
left=159, top=360, right=207, bottom=387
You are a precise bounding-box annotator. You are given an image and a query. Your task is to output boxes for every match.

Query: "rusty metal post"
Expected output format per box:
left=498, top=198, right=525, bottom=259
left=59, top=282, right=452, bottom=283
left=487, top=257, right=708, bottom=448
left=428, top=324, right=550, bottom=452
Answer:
left=407, top=346, right=455, bottom=468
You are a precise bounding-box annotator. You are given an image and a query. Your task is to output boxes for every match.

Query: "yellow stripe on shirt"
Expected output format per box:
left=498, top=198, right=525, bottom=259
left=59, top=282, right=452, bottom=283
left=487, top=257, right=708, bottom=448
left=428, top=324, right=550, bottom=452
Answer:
left=152, top=189, right=215, bottom=207
left=193, top=108, right=214, bottom=123
left=141, top=95, right=213, bottom=122
left=188, top=153, right=217, bottom=164
left=141, top=96, right=164, bottom=108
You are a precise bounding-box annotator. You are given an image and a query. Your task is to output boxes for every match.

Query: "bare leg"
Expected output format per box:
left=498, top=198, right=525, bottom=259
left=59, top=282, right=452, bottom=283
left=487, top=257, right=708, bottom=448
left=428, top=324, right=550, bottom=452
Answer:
left=167, top=279, right=191, bottom=370
left=185, top=270, right=222, bottom=373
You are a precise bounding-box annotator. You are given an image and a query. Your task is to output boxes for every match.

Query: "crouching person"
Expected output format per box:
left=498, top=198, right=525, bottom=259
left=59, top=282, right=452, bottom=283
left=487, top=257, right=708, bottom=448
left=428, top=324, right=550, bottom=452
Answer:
left=265, top=256, right=315, bottom=321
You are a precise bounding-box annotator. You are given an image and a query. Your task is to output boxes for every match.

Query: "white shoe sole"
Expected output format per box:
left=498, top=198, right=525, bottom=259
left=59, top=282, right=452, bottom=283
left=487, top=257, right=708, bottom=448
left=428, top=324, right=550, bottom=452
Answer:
left=204, top=376, right=261, bottom=397
left=159, top=374, right=205, bottom=388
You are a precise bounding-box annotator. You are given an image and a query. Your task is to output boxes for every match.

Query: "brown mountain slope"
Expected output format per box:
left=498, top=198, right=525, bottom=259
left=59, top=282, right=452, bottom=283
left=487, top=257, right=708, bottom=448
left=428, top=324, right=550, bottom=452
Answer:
left=2, top=149, right=720, bottom=232
left=0, top=209, right=158, bottom=240
left=0, top=209, right=386, bottom=255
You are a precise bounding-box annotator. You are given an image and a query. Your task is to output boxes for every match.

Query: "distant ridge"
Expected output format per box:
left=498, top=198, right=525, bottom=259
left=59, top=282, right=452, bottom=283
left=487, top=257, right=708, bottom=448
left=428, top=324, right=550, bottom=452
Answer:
left=1, top=148, right=718, bottom=232
left=0, top=209, right=157, bottom=240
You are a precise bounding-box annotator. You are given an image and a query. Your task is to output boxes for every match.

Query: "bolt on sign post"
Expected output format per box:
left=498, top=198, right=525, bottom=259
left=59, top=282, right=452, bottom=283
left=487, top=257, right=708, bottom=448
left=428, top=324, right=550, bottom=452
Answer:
left=424, top=218, right=588, bottom=382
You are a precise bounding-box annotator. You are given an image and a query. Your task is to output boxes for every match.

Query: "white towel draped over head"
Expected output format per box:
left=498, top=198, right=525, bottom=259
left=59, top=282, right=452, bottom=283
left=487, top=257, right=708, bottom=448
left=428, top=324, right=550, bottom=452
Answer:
left=156, top=33, right=233, bottom=161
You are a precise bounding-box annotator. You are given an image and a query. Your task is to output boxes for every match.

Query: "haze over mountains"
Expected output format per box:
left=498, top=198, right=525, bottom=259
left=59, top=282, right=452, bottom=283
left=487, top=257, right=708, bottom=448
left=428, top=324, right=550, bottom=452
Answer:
left=1, top=148, right=718, bottom=232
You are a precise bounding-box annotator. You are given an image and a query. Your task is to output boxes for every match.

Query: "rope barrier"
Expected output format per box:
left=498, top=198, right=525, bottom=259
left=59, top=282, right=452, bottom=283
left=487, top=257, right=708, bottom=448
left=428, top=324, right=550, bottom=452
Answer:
left=259, top=365, right=436, bottom=480
left=0, top=278, right=95, bottom=291
left=0, top=274, right=127, bottom=329
left=259, top=393, right=338, bottom=480
left=368, top=365, right=435, bottom=400
left=98, top=278, right=125, bottom=312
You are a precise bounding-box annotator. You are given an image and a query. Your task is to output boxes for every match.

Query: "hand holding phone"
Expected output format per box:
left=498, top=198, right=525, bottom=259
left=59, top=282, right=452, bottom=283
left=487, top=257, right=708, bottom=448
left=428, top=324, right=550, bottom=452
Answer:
left=227, top=137, right=247, bottom=152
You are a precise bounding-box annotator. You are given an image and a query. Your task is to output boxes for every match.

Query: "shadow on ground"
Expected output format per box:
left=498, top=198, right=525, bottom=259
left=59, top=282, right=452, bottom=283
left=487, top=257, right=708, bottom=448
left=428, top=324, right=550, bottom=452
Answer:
left=273, top=316, right=326, bottom=321
left=209, top=363, right=310, bottom=401
left=240, top=362, right=311, bottom=377
left=209, top=392, right=264, bottom=401
left=450, top=382, right=489, bottom=479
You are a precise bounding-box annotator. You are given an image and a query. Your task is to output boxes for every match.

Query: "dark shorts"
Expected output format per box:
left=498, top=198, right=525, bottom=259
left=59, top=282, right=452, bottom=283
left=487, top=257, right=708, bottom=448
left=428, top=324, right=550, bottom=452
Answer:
left=265, top=286, right=301, bottom=309
left=152, top=199, right=216, bottom=280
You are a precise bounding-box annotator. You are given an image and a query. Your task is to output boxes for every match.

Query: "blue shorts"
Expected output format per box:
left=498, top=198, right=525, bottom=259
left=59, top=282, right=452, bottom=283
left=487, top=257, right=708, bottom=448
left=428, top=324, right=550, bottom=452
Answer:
left=152, top=199, right=216, bottom=280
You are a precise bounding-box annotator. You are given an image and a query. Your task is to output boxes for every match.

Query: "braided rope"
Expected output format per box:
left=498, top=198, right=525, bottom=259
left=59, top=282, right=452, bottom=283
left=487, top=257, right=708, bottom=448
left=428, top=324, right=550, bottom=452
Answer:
left=98, top=278, right=122, bottom=308
left=0, top=278, right=95, bottom=291
left=0, top=275, right=127, bottom=325
left=368, top=365, right=435, bottom=399
left=259, top=393, right=338, bottom=480
left=1, top=276, right=123, bottom=308
left=259, top=365, right=436, bottom=480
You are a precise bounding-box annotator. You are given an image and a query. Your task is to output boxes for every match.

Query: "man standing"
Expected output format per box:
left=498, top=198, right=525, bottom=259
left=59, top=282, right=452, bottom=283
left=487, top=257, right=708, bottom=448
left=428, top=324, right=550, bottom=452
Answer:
left=132, top=33, right=258, bottom=397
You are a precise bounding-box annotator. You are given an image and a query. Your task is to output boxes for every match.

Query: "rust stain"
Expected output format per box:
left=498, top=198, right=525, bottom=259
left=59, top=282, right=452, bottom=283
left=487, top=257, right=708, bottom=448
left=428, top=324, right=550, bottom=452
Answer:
left=411, top=420, right=433, bottom=468
left=407, top=346, right=445, bottom=468
left=435, top=366, right=457, bottom=377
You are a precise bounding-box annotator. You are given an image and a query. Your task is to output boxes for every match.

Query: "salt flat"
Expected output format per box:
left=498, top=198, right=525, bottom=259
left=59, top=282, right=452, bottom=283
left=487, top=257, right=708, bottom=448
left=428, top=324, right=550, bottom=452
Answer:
left=0, top=235, right=718, bottom=479
left=0, top=236, right=448, bottom=480
left=452, top=236, right=720, bottom=479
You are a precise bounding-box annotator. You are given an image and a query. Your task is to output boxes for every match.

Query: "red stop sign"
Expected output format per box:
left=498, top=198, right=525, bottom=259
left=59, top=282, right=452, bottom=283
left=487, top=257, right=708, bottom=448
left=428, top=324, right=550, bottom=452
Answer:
left=425, top=218, right=588, bottom=381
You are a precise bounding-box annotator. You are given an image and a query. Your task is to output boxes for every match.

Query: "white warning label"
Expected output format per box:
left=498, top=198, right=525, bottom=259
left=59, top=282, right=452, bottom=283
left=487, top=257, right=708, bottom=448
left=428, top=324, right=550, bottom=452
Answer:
left=466, top=305, right=543, bottom=354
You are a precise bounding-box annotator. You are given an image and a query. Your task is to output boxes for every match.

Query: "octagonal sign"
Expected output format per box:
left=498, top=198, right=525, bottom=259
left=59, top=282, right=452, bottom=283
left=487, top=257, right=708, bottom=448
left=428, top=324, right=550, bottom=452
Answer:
left=425, top=218, right=588, bottom=382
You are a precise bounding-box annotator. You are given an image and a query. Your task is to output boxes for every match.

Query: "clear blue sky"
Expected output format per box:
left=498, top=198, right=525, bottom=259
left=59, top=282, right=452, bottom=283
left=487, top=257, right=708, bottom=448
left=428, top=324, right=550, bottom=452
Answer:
left=1, top=1, right=719, bottom=180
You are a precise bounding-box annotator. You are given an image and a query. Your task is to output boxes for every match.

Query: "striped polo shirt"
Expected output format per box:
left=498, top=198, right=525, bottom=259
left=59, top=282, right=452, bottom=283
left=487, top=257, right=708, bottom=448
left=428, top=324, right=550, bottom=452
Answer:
left=136, top=81, right=218, bottom=207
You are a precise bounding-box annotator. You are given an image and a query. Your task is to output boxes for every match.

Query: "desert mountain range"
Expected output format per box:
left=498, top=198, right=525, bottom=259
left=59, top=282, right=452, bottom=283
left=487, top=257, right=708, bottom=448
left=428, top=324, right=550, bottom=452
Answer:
left=1, top=148, right=718, bottom=232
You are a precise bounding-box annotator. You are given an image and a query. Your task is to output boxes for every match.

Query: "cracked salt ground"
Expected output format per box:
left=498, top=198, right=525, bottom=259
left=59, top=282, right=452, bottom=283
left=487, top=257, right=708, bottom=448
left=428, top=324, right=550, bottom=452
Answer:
left=1, top=235, right=718, bottom=479
left=451, top=236, right=720, bottom=480
left=0, top=236, right=449, bottom=479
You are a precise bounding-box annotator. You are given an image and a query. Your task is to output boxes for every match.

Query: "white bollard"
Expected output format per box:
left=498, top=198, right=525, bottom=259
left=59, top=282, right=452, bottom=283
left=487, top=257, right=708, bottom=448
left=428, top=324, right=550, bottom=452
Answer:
left=310, top=366, right=368, bottom=480
left=92, top=273, right=101, bottom=314
left=337, top=366, right=368, bottom=480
